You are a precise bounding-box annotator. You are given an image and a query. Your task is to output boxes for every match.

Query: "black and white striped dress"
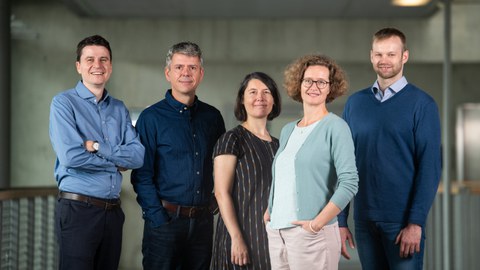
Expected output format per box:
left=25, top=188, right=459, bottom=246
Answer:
left=211, top=125, right=279, bottom=270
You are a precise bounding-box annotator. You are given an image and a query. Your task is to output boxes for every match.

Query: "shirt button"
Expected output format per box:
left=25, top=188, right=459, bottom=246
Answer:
left=184, top=107, right=188, bottom=110
left=179, top=110, right=183, bottom=113
left=195, top=152, right=199, bottom=156
left=196, top=190, right=200, bottom=194
left=196, top=171, right=200, bottom=175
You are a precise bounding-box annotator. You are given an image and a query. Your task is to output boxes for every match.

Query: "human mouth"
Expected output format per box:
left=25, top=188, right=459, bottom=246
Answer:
left=306, top=91, right=321, bottom=97
left=378, top=65, right=391, bottom=70
left=179, top=78, right=193, bottom=83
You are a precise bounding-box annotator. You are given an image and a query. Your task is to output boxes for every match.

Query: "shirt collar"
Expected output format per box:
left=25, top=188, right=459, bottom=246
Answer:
left=371, top=76, right=408, bottom=94
left=75, top=80, right=110, bottom=103
left=165, top=89, right=198, bottom=114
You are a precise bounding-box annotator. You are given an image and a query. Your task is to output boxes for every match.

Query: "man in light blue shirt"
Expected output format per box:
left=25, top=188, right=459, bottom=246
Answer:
left=49, top=35, right=144, bottom=270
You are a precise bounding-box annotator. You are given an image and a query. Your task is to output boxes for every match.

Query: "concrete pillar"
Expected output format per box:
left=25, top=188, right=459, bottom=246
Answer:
left=0, top=0, right=11, bottom=188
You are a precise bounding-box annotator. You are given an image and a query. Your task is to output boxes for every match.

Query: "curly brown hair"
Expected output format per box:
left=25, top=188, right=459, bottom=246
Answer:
left=283, top=54, right=348, bottom=103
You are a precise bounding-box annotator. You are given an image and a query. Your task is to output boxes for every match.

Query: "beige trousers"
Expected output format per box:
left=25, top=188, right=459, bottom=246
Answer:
left=266, top=222, right=341, bottom=270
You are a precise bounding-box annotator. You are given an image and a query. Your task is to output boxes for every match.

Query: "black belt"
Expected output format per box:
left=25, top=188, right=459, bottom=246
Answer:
left=59, top=191, right=121, bottom=210
left=162, top=200, right=209, bottom=218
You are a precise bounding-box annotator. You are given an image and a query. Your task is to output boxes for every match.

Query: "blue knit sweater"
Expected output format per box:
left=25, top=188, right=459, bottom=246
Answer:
left=338, top=84, right=442, bottom=227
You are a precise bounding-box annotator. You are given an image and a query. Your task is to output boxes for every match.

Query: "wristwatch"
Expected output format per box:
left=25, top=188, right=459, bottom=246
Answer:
left=92, top=141, right=100, bottom=153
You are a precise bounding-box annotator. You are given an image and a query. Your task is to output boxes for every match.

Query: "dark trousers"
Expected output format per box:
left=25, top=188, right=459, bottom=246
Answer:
left=355, top=220, right=425, bottom=270
left=142, top=213, right=213, bottom=270
left=55, top=198, right=125, bottom=270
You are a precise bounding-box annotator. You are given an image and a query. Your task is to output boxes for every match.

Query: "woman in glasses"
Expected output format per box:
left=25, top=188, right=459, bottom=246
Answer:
left=211, top=72, right=281, bottom=270
left=264, top=55, right=358, bottom=270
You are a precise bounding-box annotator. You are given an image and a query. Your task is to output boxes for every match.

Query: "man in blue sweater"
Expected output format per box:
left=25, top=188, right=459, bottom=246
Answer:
left=338, top=27, right=442, bottom=270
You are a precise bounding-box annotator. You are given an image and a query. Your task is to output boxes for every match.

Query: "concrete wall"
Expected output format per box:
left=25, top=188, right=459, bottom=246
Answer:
left=10, top=1, right=480, bottom=269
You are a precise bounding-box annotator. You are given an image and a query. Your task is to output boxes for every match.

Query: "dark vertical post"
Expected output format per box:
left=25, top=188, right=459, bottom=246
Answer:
left=442, top=0, right=452, bottom=269
left=0, top=0, right=11, bottom=189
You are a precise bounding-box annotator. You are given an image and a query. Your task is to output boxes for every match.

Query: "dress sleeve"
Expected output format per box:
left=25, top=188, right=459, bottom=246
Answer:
left=213, top=129, right=240, bottom=158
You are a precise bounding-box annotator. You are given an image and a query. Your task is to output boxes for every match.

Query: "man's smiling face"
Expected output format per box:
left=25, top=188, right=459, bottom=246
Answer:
left=76, top=45, right=112, bottom=89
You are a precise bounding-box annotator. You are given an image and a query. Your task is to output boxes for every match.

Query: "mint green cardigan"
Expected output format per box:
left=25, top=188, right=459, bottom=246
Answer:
left=268, top=113, right=358, bottom=224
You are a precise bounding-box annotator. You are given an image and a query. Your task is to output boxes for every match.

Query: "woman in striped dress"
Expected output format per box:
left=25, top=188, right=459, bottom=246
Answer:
left=210, top=72, right=282, bottom=270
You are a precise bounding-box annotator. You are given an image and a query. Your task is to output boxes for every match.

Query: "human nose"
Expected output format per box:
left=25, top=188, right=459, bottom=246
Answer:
left=378, top=54, right=390, bottom=62
left=92, top=58, right=102, bottom=67
left=309, top=81, right=321, bottom=90
left=180, top=67, right=191, bottom=76
left=256, top=92, right=266, bottom=100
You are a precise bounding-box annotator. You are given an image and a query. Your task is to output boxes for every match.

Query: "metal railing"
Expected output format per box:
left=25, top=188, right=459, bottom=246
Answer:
left=426, top=181, right=480, bottom=270
left=0, top=187, right=58, bottom=270
left=2, top=183, right=480, bottom=270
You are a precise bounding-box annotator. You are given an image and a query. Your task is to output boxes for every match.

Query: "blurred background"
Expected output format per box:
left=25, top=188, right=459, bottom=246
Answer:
left=1, top=0, right=480, bottom=269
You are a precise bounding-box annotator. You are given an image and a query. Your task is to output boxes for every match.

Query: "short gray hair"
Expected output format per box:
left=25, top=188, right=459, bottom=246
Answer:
left=165, top=42, right=203, bottom=69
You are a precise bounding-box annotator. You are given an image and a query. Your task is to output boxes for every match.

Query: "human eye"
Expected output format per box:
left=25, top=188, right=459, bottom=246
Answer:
left=319, top=80, right=328, bottom=87
left=303, top=78, right=313, bottom=84
left=264, top=89, right=272, bottom=95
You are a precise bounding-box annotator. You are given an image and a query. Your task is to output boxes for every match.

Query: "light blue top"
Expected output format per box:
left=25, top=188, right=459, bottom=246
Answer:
left=372, top=76, right=408, bottom=102
left=49, top=81, right=145, bottom=199
left=268, top=113, right=358, bottom=227
left=269, top=121, right=319, bottom=229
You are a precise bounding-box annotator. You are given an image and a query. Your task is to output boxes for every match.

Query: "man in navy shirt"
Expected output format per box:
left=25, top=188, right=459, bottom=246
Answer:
left=131, top=41, right=225, bottom=270
left=338, top=28, right=442, bottom=270
left=49, top=35, right=145, bottom=270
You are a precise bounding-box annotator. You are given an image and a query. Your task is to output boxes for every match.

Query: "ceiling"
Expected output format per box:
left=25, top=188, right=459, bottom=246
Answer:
left=62, top=0, right=441, bottom=19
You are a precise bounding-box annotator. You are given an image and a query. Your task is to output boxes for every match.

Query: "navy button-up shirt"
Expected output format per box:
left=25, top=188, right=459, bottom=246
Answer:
left=131, top=90, right=225, bottom=226
left=49, top=81, right=145, bottom=199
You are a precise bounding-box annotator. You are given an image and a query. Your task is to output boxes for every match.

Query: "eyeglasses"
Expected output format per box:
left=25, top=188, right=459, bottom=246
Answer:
left=301, top=79, right=331, bottom=89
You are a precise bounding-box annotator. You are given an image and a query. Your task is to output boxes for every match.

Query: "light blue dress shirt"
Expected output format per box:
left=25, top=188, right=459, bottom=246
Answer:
left=49, top=81, right=145, bottom=199
left=372, top=76, right=408, bottom=102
